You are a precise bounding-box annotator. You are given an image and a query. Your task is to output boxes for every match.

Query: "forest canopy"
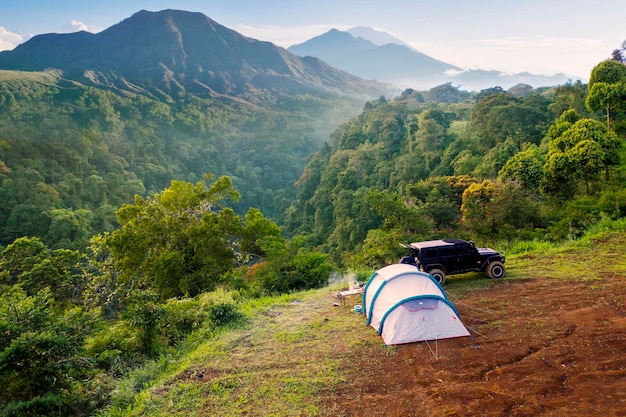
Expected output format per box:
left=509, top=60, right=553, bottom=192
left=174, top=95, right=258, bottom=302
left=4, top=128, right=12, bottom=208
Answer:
left=284, top=60, right=626, bottom=266
left=0, top=70, right=364, bottom=251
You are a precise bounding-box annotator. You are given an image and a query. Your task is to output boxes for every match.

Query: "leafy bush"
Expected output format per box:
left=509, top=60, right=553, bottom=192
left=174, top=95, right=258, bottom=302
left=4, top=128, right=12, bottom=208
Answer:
left=547, top=196, right=605, bottom=240
left=342, top=228, right=412, bottom=270
left=1, top=392, right=65, bottom=417
left=580, top=215, right=626, bottom=238
left=0, top=288, right=98, bottom=416
left=258, top=248, right=334, bottom=293
left=598, top=188, right=626, bottom=218
left=207, top=302, right=242, bottom=327
left=85, top=322, right=143, bottom=371
left=120, top=290, right=165, bottom=357
left=159, top=297, right=209, bottom=344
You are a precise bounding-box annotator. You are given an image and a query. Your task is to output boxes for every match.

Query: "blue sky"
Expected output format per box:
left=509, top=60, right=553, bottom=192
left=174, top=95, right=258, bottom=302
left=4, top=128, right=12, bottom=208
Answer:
left=1, top=0, right=624, bottom=79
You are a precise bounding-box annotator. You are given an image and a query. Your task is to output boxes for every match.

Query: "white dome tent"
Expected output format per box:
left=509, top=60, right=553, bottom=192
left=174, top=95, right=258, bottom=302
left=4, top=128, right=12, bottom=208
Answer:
left=362, top=263, right=470, bottom=347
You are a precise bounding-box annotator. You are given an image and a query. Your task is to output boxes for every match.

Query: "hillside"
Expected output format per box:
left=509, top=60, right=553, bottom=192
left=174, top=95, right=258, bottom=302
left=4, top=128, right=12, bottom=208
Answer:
left=0, top=67, right=371, bottom=248
left=97, top=228, right=626, bottom=416
left=1, top=44, right=625, bottom=416
left=0, top=9, right=397, bottom=249
left=279, top=75, right=626, bottom=267
left=0, top=9, right=398, bottom=250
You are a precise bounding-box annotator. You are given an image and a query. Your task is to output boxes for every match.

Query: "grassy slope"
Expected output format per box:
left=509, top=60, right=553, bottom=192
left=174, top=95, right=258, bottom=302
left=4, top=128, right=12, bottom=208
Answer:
left=101, top=226, right=626, bottom=417
left=0, top=69, right=63, bottom=85
left=104, top=290, right=375, bottom=416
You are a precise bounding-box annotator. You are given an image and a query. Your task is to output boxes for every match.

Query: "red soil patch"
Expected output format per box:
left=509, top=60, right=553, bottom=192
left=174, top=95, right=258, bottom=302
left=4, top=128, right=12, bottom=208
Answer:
left=326, top=276, right=626, bottom=416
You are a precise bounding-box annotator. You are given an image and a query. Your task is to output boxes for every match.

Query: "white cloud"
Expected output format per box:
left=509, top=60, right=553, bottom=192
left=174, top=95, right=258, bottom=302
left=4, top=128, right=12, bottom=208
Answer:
left=61, top=20, right=90, bottom=33
left=0, top=26, right=24, bottom=51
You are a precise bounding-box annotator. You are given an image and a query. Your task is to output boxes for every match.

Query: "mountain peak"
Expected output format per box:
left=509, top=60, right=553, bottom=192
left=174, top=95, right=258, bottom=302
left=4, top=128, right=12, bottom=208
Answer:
left=346, top=26, right=413, bottom=49
left=288, top=28, right=459, bottom=88
left=289, top=29, right=376, bottom=58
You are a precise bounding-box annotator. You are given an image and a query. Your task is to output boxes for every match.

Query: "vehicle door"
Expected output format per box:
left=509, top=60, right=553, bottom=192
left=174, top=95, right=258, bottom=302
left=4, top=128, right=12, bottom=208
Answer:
left=438, top=246, right=457, bottom=272
left=455, top=243, right=478, bottom=271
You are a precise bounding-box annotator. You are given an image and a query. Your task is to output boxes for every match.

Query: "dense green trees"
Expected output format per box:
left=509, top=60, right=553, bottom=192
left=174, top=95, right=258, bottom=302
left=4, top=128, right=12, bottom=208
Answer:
left=0, top=175, right=333, bottom=415
left=543, top=118, right=621, bottom=196
left=461, top=179, right=544, bottom=239
left=94, top=175, right=287, bottom=300
left=0, top=71, right=364, bottom=251
left=498, top=144, right=545, bottom=190
left=285, top=84, right=564, bottom=261
left=285, top=64, right=626, bottom=264
left=0, top=236, right=86, bottom=302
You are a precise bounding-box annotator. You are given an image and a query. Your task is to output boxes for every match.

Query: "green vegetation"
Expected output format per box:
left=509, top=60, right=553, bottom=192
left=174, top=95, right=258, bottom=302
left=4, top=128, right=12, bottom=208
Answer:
left=0, top=176, right=333, bottom=416
left=285, top=61, right=626, bottom=266
left=99, top=288, right=368, bottom=417
left=0, top=70, right=363, bottom=250
left=93, top=226, right=626, bottom=416
left=2, top=50, right=626, bottom=416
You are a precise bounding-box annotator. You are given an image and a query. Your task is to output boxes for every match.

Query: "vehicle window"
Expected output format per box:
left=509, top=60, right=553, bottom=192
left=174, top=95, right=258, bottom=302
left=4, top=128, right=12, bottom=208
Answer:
left=439, top=247, right=455, bottom=258
left=457, top=246, right=472, bottom=256
left=421, top=248, right=437, bottom=259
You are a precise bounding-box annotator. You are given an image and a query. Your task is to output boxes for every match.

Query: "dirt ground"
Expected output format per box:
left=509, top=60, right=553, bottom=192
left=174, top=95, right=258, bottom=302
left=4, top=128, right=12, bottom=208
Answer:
left=325, top=274, right=626, bottom=416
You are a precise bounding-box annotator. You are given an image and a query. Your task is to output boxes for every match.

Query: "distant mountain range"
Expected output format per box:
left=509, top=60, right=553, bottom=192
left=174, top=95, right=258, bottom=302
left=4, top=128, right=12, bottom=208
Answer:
left=288, top=27, right=574, bottom=91
left=0, top=9, right=575, bottom=100
left=0, top=10, right=388, bottom=102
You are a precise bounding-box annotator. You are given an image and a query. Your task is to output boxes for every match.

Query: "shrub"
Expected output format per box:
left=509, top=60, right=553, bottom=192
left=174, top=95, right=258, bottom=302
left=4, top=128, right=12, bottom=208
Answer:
left=85, top=322, right=143, bottom=372
left=159, top=297, right=208, bottom=344
left=258, top=248, right=334, bottom=293
left=120, top=290, right=164, bottom=357
left=207, top=302, right=242, bottom=327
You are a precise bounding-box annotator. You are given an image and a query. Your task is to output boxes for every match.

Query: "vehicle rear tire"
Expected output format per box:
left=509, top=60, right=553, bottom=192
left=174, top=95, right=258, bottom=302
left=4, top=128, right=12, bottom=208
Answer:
left=428, top=268, right=446, bottom=285
left=487, top=261, right=505, bottom=279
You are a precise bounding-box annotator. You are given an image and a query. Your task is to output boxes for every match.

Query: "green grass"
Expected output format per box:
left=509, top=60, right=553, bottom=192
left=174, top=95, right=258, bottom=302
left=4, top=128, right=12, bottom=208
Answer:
left=99, top=224, right=626, bottom=417
left=0, top=69, right=62, bottom=85
left=100, top=285, right=374, bottom=416
left=505, top=230, right=626, bottom=281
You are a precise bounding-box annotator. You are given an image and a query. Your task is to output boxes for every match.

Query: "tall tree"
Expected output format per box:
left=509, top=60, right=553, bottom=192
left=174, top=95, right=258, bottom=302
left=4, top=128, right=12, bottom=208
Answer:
left=99, top=175, right=267, bottom=299
left=543, top=119, right=621, bottom=196
left=461, top=179, right=543, bottom=239
left=586, top=60, right=626, bottom=130
left=0, top=236, right=85, bottom=302
left=498, top=144, right=545, bottom=191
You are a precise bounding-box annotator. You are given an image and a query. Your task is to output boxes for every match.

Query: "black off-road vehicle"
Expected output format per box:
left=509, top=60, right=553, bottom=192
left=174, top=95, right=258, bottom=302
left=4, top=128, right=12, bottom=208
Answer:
left=399, top=238, right=505, bottom=285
